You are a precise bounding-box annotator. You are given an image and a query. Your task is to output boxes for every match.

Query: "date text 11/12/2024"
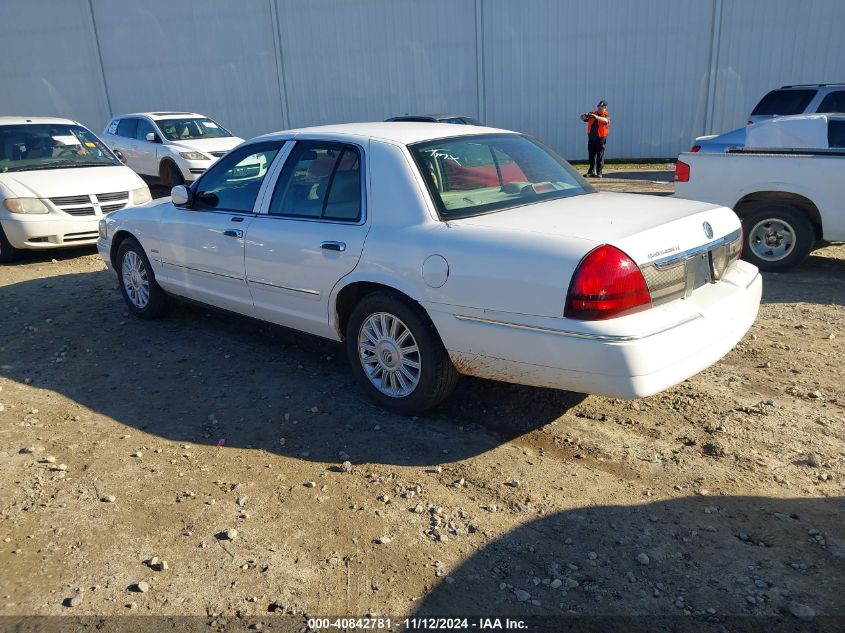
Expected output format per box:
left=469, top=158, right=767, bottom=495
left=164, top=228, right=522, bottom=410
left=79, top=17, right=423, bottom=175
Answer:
left=307, top=617, right=529, bottom=630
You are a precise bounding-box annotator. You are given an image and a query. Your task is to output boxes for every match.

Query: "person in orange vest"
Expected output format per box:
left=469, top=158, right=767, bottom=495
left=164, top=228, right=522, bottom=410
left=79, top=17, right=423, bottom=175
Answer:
left=580, top=100, right=610, bottom=178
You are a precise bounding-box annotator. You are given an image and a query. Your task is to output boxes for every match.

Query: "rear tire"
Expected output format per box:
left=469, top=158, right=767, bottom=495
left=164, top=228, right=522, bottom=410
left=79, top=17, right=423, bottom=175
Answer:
left=345, top=291, right=458, bottom=414
left=116, top=237, right=171, bottom=319
left=740, top=205, right=814, bottom=272
left=159, top=160, right=185, bottom=188
left=0, top=225, right=24, bottom=263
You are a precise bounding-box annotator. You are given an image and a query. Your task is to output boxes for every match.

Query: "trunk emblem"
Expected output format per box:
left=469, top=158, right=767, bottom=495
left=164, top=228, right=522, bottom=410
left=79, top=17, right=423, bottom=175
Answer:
left=702, top=221, right=714, bottom=239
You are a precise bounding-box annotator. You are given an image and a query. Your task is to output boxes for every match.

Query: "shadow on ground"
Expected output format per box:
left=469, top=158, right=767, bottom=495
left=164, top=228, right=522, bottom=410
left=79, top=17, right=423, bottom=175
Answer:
left=0, top=271, right=585, bottom=467
left=412, top=495, right=845, bottom=629
left=760, top=250, right=845, bottom=307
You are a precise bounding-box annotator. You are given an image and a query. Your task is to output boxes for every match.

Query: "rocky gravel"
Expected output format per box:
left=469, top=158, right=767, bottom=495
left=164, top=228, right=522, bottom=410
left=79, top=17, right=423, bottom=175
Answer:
left=0, top=172, right=843, bottom=625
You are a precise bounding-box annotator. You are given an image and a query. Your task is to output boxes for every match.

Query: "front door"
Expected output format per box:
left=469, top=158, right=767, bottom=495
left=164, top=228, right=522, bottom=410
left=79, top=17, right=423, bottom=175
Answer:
left=245, top=140, right=369, bottom=338
left=157, top=141, right=286, bottom=315
left=134, top=118, right=161, bottom=177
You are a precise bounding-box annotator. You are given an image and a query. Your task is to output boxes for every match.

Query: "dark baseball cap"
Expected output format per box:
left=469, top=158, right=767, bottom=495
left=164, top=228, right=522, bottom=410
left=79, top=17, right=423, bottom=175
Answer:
left=597, top=100, right=608, bottom=107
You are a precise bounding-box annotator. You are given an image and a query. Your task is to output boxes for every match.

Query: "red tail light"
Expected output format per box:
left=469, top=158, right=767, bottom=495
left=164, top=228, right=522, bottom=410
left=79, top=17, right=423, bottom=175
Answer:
left=674, top=160, right=690, bottom=182
left=738, top=226, right=744, bottom=258
left=690, top=145, right=701, bottom=152
left=565, top=245, right=652, bottom=320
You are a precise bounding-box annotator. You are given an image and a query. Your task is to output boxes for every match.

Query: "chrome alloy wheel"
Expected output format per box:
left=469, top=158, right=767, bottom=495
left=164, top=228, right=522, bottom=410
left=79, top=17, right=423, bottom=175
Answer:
left=358, top=312, right=421, bottom=398
left=121, top=250, right=150, bottom=309
left=749, top=218, right=796, bottom=262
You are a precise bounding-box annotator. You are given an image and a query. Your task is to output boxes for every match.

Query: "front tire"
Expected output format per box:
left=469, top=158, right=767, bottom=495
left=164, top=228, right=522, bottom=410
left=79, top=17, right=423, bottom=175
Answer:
left=0, top=225, right=24, bottom=263
left=159, top=160, right=185, bottom=188
left=740, top=205, right=814, bottom=272
left=345, top=291, right=458, bottom=414
left=116, top=237, right=170, bottom=319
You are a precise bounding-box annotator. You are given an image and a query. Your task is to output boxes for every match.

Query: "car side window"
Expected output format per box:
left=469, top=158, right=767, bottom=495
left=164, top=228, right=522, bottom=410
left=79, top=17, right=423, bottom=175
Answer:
left=817, top=91, right=845, bottom=114
left=116, top=118, right=139, bottom=138
left=268, top=141, right=362, bottom=222
left=136, top=119, right=156, bottom=142
left=192, top=142, right=283, bottom=213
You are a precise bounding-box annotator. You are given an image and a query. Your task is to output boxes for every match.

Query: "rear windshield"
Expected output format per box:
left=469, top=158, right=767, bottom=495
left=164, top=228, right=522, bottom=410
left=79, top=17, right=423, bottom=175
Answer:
left=751, top=89, right=816, bottom=116
left=0, top=124, right=119, bottom=173
left=155, top=117, right=232, bottom=141
left=409, top=133, right=594, bottom=220
left=829, top=120, right=845, bottom=148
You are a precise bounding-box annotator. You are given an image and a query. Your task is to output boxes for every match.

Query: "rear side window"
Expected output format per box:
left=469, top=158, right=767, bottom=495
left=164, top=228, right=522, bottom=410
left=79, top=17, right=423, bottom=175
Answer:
left=115, top=118, right=139, bottom=138
left=828, top=121, right=845, bottom=148
left=751, top=89, right=816, bottom=116
left=269, top=141, right=362, bottom=222
left=817, top=91, right=845, bottom=113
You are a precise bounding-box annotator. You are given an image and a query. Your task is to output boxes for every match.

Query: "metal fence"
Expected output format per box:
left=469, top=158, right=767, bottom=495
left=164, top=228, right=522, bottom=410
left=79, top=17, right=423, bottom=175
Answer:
left=1, top=0, right=843, bottom=159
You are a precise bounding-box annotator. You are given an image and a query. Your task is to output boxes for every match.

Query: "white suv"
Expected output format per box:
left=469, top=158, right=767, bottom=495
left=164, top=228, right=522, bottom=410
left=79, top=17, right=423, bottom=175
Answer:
left=749, top=83, right=845, bottom=124
left=0, top=117, right=149, bottom=262
left=101, top=112, right=244, bottom=186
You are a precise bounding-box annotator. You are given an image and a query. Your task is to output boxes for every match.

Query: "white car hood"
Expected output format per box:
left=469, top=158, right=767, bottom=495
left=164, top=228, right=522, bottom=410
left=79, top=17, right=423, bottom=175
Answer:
left=0, top=165, right=145, bottom=199
left=167, top=136, right=244, bottom=154
left=449, top=192, right=740, bottom=265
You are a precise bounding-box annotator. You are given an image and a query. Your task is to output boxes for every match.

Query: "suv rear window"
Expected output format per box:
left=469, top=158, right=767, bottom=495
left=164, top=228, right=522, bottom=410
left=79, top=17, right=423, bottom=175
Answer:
left=751, top=89, right=816, bottom=116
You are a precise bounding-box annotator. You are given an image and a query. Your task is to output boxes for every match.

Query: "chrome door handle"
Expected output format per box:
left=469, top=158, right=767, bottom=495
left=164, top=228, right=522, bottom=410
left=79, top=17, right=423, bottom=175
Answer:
left=320, top=241, right=346, bottom=252
left=223, top=229, right=244, bottom=238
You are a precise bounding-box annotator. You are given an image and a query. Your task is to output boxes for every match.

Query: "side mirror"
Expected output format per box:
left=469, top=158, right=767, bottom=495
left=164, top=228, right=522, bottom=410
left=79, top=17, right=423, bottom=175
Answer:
left=171, top=185, right=193, bottom=207
left=145, top=132, right=160, bottom=143
left=114, top=149, right=127, bottom=164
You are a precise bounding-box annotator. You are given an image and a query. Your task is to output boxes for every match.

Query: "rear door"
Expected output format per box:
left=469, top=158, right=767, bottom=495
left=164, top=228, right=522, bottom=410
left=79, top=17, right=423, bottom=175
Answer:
left=245, top=140, right=370, bottom=338
left=157, top=140, right=286, bottom=314
left=111, top=117, right=141, bottom=171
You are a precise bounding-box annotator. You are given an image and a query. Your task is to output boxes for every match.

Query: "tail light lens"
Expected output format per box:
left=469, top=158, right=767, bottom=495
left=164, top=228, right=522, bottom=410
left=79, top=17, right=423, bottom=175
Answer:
left=565, top=245, right=652, bottom=320
left=674, top=160, right=690, bottom=182
left=690, top=145, right=701, bottom=152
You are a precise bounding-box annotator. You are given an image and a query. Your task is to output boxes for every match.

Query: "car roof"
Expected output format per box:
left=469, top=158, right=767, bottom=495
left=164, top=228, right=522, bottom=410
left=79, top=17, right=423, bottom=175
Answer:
left=778, top=83, right=845, bottom=89
left=388, top=114, right=472, bottom=120
left=114, top=112, right=206, bottom=120
left=0, top=116, right=80, bottom=126
left=255, top=121, right=515, bottom=145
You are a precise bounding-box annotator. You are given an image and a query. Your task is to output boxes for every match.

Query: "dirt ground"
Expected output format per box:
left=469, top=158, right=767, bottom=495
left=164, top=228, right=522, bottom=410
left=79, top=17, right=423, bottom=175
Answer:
left=1, top=170, right=843, bottom=629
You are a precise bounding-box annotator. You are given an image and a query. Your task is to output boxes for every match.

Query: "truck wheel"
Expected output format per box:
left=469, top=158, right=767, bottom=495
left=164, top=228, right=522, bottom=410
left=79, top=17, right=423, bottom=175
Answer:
left=159, top=160, right=185, bottom=188
left=0, top=225, right=24, bottom=263
left=345, top=291, right=458, bottom=414
left=741, top=205, right=814, bottom=272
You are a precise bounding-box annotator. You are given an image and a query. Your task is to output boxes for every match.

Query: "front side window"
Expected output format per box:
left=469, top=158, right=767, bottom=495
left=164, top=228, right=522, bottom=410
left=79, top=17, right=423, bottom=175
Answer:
left=817, top=91, right=845, bottom=113
left=192, top=142, right=282, bottom=213
left=269, top=141, right=362, bottom=222
left=116, top=118, right=139, bottom=138
left=751, top=89, right=816, bottom=116
left=137, top=119, right=156, bottom=142
left=156, top=117, right=232, bottom=141
left=409, top=134, right=594, bottom=220
left=0, top=124, right=120, bottom=173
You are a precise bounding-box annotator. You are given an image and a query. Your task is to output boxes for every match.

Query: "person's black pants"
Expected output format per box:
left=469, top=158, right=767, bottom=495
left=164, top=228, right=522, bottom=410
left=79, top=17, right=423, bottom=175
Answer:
left=588, top=138, right=607, bottom=175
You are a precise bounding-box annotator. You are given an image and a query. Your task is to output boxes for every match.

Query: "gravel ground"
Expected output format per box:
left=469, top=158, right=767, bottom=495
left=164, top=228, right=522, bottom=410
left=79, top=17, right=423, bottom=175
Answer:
left=0, top=170, right=843, bottom=627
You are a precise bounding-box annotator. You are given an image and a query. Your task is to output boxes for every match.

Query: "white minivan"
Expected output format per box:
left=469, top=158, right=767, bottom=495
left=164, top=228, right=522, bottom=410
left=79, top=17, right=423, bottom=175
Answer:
left=0, top=117, right=150, bottom=263
left=101, top=112, right=245, bottom=187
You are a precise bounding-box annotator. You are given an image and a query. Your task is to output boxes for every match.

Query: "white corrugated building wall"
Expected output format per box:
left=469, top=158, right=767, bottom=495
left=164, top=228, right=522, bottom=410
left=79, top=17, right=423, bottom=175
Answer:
left=1, top=0, right=843, bottom=159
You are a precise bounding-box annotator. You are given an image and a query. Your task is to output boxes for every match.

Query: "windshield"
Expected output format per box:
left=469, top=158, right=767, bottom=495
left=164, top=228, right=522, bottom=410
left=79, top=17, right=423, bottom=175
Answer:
left=409, top=134, right=594, bottom=220
left=155, top=118, right=232, bottom=141
left=0, top=124, right=120, bottom=173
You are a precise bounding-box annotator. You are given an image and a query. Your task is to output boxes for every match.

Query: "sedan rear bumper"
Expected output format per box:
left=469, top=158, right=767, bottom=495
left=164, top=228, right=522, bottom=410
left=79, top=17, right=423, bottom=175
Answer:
left=425, top=260, right=761, bottom=398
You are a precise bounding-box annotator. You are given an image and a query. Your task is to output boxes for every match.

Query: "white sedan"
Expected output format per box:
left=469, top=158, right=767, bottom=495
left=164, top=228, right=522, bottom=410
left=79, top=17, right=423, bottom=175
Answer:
left=98, top=123, right=761, bottom=413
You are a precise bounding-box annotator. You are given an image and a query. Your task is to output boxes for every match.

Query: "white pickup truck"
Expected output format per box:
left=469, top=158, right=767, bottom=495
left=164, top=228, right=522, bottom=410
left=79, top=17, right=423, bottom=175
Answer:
left=675, top=114, right=845, bottom=271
